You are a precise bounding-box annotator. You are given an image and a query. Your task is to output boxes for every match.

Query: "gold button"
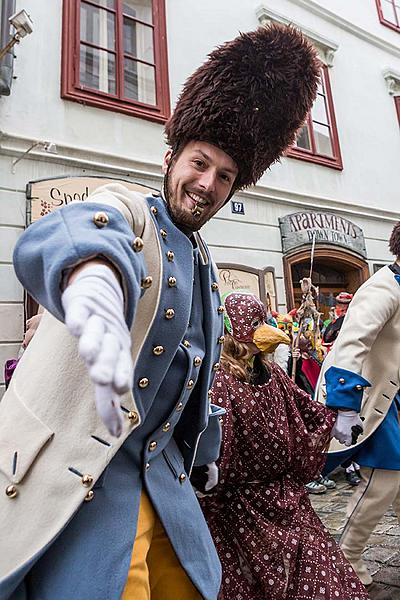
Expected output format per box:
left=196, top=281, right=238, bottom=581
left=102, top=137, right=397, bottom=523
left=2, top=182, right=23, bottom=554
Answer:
left=5, top=485, right=18, bottom=499
left=150, top=205, right=158, bottom=215
left=217, top=305, right=224, bottom=314
left=211, top=282, right=219, bottom=291
left=168, top=276, right=177, bottom=287
left=194, top=356, right=202, bottom=367
left=141, top=276, right=153, bottom=289
left=176, top=402, right=184, bottom=412
left=153, top=345, right=164, bottom=356
left=183, top=339, right=191, bottom=348
left=166, top=250, right=174, bottom=262
left=339, top=378, right=345, bottom=384
left=218, top=336, right=225, bottom=344
left=81, top=474, right=94, bottom=487
left=84, top=490, right=94, bottom=502
left=355, top=384, right=363, bottom=391
left=132, top=236, right=144, bottom=252
left=187, top=379, right=194, bottom=389
left=162, top=422, right=171, bottom=432
left=138, top=377, right=149, bottom=388
left=160, top=228, right=167, bottom=238
left=93, top=211, right=109, bottom=228
left=149, top=441, right=157, bottom=452
left=145, top=462, right=150, bottom=470
left=128, top=411, right=139, bottom=422
left=207, top=390, right=212, bottom=397
left=213, top=362, right=220, bottom=372
left=165, top=308, right=175, bottom=319
left=179, top=473, right=186, bottom=483
left=218, top=416, right=224, bottom=424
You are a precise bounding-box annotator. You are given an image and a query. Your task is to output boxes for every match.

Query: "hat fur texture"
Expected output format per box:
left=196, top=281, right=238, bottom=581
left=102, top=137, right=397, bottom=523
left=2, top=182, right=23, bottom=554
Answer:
left=165, top=23, right=320, bottom=189
left=389, top=221, right=400, bottom=258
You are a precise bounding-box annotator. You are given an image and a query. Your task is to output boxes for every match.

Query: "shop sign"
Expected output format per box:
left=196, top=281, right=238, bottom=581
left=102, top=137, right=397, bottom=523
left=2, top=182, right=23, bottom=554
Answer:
left=217, top=265, right=277, bottom=311
left=279, top=211, right=366, bottom=257
left=27, top=176, right=156, bottom=223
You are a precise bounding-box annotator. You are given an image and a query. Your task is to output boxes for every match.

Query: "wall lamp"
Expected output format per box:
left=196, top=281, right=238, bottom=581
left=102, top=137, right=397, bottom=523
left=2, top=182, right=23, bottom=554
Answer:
left=12, top=141, right=58, bottom=173
left=0, top=9, right=33, bottom=61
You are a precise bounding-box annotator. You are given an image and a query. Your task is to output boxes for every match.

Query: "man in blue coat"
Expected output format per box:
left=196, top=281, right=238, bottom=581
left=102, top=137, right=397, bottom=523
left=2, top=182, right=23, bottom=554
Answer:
left=0, top=25, right=320, bottom=600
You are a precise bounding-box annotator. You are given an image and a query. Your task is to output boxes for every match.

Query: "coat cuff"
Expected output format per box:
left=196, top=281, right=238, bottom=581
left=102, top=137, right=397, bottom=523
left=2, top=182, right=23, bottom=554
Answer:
left=193, top=404, right=225, bottom=466
left=325, top=366, right=371, bottom=411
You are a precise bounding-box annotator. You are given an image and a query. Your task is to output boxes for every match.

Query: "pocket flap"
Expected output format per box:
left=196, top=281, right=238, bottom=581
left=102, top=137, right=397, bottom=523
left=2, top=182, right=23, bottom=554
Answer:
left=0, top=387, right=54, bottom=483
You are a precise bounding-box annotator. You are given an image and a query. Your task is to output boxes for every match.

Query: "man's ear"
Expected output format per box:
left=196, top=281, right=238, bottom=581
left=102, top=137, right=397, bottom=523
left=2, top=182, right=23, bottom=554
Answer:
left=162, top=149, right=173, bottom=174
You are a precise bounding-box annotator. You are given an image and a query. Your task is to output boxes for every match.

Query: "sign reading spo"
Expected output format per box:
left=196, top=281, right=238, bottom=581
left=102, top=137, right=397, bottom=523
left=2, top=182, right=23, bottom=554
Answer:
left=279, top=211, right=367, bottom=257
left=27, top=176, right=157, bottom=223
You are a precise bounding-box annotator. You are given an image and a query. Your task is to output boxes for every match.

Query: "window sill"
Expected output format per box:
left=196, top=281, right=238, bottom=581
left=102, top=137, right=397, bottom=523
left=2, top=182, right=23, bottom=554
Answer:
left=286, top=148, right=343, bottom=171
left=378, top=17, right=400, bottom=34
left=61, top=87, right=170, bottom=124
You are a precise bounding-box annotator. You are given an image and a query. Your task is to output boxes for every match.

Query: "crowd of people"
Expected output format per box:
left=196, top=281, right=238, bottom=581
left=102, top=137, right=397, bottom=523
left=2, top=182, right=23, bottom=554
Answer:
left=1, top=21, right=399, bottom=600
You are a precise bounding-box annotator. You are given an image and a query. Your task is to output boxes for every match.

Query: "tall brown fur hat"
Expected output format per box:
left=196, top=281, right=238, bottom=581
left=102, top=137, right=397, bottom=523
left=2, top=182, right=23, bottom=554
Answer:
left=389, top=221, right=400, bottom=257
left=165, top=23, right=320, bottom=190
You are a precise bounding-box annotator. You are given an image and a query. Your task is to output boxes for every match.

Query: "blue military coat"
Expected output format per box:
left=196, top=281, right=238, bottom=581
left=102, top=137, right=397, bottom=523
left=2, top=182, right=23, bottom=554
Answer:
left=0, top=186, right=224, bottom=599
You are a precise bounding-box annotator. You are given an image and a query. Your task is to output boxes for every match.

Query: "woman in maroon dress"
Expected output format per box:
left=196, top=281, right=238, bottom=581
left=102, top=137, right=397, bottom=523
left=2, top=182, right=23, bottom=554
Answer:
left=199, top=292, right=367, bottom=600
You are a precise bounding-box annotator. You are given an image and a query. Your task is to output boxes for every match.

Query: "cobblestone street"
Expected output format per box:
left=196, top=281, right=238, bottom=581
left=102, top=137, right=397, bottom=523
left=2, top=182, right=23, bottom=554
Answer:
left=310, top=469, right=400, bottom=599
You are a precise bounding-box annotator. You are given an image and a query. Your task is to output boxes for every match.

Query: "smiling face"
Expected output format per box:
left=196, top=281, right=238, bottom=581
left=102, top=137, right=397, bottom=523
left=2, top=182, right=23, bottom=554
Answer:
left=163, top=141, right=238, bottom=232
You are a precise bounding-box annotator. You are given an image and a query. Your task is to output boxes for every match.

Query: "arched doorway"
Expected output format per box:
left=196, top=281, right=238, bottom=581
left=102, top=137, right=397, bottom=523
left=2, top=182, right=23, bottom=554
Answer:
left=283, top=247, right=370, bottom=320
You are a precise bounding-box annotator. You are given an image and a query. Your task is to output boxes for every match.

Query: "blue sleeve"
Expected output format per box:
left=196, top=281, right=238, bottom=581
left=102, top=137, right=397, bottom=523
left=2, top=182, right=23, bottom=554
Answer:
left=325, top=366, right=371, bottom=412
left=193, top=404, right=226, bottom=466
left=13, top=202, right=147, bottom=327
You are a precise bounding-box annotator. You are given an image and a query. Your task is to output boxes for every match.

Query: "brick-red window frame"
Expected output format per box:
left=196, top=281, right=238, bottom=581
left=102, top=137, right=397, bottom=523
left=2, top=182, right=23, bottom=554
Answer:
left=395, top=97, right=400, bottom=125
left=376, top=0, right=400, bottom=33
left=287, top=65, right=343, bottom=170
left=61, top=0, right=170, bottom=123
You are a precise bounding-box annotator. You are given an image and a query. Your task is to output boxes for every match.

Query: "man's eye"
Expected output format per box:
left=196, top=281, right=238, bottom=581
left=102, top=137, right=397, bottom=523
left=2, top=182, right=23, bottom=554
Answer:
left=193, top=159, right=204, bottom=168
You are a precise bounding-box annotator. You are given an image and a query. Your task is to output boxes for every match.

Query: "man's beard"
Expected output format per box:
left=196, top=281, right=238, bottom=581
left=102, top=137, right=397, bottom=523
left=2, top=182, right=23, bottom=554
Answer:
left=165, top=177, right=207, bottom=233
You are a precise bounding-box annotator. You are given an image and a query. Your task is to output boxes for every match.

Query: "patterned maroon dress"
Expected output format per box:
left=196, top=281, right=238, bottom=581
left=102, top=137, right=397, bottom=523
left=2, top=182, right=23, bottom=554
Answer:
left=200, top=363, right=367, bottom=599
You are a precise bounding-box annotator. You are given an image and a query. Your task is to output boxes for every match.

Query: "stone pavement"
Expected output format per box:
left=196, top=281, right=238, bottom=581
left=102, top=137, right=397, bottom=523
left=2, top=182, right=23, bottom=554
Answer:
left=310, top=468, right=400, bottom=599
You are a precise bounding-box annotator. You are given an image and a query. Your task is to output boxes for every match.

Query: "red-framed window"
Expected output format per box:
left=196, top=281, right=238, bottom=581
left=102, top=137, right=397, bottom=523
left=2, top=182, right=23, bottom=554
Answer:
left=395, top=96, right=400, bottom=125
left=376, top=0, right=400, bottom=33
left=287, top=65, right=343, bottom=170
left=61, top=0, right=170, bottom=123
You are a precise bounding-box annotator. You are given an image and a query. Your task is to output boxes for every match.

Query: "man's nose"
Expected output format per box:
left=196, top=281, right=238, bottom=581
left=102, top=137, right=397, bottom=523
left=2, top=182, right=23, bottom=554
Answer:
left=198, top=169, right=217, bottom=193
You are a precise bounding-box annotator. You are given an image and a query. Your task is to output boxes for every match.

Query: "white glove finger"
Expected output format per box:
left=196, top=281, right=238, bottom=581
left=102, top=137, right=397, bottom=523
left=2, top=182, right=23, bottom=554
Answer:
left=79, top=315, right=106, bottom=364
left=95, top=384, right=123, bottom=438
left=205, top=462, right=219, bottom=491
left=89, top=333, right=120, bottom=386
left=113, top=349, right=133, bottom=394
left=64, top=300, right=91, bottom=337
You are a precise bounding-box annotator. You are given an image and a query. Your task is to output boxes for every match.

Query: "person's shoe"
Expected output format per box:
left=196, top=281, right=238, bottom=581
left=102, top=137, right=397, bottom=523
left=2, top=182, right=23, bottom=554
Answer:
left=305, top=480, right=327, bottom=494
left=317, top=475, right=336, bottom=489
left=346, top=471, right=361, bottom=486
left=365, top=582, right=393, bottom=599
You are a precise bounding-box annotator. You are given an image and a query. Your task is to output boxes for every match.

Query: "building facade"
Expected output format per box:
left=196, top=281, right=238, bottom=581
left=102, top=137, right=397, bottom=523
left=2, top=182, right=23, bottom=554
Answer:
left=0, top=0, right=399, bottom=399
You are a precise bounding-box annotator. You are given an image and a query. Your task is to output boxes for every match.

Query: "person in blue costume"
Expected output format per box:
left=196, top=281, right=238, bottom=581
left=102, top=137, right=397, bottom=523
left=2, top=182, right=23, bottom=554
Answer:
left=0, top=24, right=320, bottom=600
left=316, top=221, right=400, bottom=599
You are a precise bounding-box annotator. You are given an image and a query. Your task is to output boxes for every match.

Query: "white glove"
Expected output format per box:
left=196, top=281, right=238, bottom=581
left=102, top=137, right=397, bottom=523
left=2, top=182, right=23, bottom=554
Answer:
left=191, top=462, right=219, bottom=498
left=330, top=410, right=364, bottom=447
left=61, top=264, right=133, bottom=437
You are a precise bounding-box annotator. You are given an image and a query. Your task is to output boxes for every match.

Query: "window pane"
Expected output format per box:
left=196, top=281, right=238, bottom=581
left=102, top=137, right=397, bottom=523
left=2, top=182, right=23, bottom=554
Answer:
left=124, top=18, right=154, bottom=63
left=295, top=123, right=312, bottom=150
left=89, top=0, right=116, bottom=8
left=381, top=0, right=397, bottom=23
left=81, top=2, right=115, bottom=50
left=312, top=93, right=329, bottom=126
left=123, top=0, right=153, bottom=24
left=80, top=45, right=116, bottom=94
left=314, top=123, right=333, bottom=157
left=124, top=57, right=156, bottom=104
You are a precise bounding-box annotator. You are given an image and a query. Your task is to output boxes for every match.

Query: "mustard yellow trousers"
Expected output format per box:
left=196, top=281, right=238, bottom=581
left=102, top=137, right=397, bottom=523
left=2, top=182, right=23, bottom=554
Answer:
left=122, top=492, right=202, bottom=600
